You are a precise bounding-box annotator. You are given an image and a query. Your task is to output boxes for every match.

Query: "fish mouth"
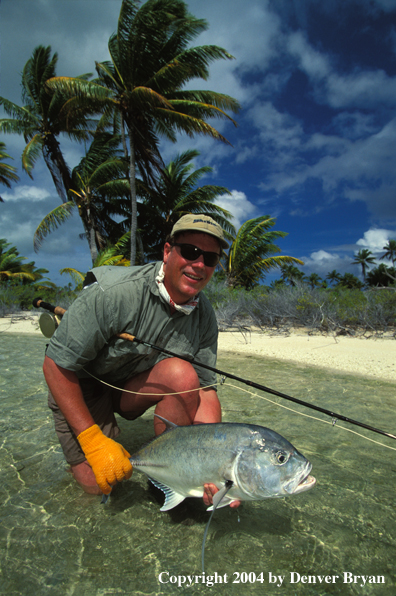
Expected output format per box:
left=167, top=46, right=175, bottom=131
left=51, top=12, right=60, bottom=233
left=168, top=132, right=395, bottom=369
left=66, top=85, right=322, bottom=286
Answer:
left=293, top=473, right=316, bottom=494
left=284, top=461, right=316, bottom=495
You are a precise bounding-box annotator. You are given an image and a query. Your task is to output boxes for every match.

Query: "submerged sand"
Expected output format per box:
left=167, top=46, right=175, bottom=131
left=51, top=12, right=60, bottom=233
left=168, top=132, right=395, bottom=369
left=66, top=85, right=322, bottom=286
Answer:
left=1, top=312, right=395, bottom=382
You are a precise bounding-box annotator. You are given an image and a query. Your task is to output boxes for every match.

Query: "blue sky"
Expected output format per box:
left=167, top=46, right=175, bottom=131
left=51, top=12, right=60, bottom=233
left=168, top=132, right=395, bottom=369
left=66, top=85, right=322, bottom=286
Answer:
left=1, top=0, right=396, bottom=286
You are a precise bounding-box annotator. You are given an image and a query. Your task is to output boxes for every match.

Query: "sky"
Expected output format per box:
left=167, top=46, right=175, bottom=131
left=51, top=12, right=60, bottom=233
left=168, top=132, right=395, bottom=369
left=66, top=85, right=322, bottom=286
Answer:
left=1, top=0, right=396, bottom=286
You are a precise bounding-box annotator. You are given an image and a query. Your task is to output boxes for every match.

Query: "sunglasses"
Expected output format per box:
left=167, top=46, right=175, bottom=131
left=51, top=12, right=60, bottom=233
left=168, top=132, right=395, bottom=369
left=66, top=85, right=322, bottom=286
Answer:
left=172, top=243, right=221, bottom=267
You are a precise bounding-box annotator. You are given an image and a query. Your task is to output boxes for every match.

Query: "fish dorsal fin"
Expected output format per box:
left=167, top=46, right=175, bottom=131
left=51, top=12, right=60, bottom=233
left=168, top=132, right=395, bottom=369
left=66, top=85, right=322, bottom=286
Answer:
left=153, top=414, right=178, bottom=429
left=148, top=476, right=186, bottom=511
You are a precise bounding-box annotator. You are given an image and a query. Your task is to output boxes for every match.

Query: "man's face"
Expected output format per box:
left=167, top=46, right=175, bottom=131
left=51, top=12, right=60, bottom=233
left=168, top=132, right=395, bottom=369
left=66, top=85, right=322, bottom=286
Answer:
left=163, top=232, right=221, bottom=304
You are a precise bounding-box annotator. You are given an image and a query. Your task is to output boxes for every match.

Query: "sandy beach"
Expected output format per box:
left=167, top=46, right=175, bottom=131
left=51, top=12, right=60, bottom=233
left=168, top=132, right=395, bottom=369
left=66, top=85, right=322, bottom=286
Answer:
left=1, top=311, right=395, bottom=382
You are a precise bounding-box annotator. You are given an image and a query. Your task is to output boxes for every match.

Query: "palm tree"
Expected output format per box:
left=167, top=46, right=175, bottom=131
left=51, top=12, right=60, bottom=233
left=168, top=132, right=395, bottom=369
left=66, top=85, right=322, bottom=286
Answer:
left=337, top=272, right=364, bottom=289
left=351, top=249, right=376, bottom=282
left=0, top=239, right=35, bottom=283
left=326, top=270, right=341, bottom=286
left=34, top=133, right=130, bottom=263
left=280, top=264, right=305, bottom=287
left=0, top=46, right=93, bottom=203
left=60, top=234, right=131, bottom=290
left=380, top=239, right=396, bottom=266
left=138, top=149, right=235, bottom=260
left=47, top=0, right=240, bottom=264
left=306, top=272, right=322, bottom=289
left=270, top=279, right=286, bottom=289
left=366, top=263, right=396, bottom=287
left=0, top=142, right=19, bottom=202
left=225, top=216, right=304, bottom=289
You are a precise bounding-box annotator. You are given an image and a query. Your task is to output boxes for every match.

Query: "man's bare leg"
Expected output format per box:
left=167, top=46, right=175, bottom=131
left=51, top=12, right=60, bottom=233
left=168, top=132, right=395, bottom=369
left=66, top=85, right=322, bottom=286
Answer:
left=119, top=357, right=203, bottom=434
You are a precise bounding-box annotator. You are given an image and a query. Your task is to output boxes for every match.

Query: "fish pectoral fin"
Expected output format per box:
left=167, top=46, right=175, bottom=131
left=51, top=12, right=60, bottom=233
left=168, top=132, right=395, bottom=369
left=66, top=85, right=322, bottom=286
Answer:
left=202, top=479, right=234, bottom=573
left=206, top=480, right=234, bottom=512
left=148, top=477, right=186, bottom=511
left=206, top=496, right=235, bottom=511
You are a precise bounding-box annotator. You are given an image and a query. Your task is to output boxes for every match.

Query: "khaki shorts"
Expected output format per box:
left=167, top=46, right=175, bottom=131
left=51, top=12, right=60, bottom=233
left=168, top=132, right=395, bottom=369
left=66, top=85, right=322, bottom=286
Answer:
left=48, top=377, right=136, bottom=466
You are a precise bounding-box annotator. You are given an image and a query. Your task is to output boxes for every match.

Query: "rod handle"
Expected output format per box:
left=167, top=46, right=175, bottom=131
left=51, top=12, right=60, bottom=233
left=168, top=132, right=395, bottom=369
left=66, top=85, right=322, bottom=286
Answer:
left=33, top=297, right=66, bottom=317
left=116, top=332, right=136, bottom=342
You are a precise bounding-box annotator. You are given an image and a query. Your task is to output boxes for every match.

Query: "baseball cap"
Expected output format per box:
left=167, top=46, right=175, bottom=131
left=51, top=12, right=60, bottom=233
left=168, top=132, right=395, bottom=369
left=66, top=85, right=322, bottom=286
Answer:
left=170, top=214, right=229, bottom=249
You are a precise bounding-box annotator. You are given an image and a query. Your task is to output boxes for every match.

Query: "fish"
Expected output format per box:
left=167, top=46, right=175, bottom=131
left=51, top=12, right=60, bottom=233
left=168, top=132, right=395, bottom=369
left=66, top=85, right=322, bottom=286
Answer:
left=129, top=415, right=316, bottom=572
left=130, top=415, right=316, bottom=511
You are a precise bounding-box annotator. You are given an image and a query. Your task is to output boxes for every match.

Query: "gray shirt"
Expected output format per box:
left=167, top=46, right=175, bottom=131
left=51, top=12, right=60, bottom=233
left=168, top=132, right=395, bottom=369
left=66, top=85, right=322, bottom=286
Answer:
left=46, top=261, right=218, bottom=388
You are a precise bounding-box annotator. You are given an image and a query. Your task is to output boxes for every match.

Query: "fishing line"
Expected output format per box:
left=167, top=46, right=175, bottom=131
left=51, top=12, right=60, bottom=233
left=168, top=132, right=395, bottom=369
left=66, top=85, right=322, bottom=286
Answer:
left=81, top=368, right=218, bottom=396
left=83, top=367, right=396, bottom=452
left=33, top=298, right=396, bottom=442
left=223, top=381, right=396, bottom=453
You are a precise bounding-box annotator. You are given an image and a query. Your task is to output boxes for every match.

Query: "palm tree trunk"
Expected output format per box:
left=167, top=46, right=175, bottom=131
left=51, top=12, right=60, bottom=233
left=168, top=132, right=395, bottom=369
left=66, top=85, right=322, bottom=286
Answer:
left=80, top=214, right=98, bottom=265
left=127, top=126, right=137, bottom=266
left=120, top=114, right=137, bottom=265
left=89, top=227, right=98, bottom=264
left=43, top=134, right=74, bottom=203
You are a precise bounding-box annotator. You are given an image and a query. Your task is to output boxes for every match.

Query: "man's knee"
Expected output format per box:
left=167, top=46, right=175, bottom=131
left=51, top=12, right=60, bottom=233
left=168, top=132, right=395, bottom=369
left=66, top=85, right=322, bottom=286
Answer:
left=156, top=357, right=199, bottom=392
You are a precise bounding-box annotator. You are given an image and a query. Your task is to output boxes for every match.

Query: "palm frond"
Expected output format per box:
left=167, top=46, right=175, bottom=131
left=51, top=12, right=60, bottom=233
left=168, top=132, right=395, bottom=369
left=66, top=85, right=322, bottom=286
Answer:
left=22, top=134, right=43, bottom=176
left=60, top=267, right=85, bottom=289
left=34, top=201, right=75, bottom=251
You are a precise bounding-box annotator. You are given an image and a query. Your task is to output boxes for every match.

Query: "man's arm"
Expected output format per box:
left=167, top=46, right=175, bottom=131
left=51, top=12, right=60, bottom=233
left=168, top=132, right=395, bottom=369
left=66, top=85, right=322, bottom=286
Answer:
left=43, top=355, right=132, bottom=494
left=43, top=355, right=95, bottom=436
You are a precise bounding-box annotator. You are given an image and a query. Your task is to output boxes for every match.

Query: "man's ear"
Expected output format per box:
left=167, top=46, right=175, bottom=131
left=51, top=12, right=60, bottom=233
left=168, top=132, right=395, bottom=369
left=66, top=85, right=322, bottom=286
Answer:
left=163, top=242, right=172, bottom=264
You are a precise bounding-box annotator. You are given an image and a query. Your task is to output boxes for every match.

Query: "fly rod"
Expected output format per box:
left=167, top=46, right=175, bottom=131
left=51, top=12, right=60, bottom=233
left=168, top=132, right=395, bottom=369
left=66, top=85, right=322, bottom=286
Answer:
left=33, top=298, right=396, bottom=442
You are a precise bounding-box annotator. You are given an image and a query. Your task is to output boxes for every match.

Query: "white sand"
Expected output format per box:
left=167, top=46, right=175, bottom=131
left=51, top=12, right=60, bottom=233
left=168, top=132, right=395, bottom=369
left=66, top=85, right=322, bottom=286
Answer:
left=2, top=313, right=395, bottom=382
left=218, top=329, right=396, bottom=382
left=0, top=312, right=42, bottom=335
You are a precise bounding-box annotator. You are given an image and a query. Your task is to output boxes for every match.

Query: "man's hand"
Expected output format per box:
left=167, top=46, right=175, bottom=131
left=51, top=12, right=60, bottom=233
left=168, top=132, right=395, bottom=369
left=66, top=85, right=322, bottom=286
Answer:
left=203, top=483, right=241, bottom=509
left=77, top=424, right=133, bottom=494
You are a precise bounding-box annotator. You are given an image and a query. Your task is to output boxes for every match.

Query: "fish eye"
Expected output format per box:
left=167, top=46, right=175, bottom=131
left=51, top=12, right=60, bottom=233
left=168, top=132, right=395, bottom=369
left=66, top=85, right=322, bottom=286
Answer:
left=275, top=451, right=289, bottom=465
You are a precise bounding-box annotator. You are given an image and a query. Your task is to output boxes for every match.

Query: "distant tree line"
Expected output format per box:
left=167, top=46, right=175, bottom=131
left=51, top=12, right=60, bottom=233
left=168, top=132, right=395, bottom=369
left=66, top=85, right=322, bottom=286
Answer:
left=276, top=240, right=396, bottom=290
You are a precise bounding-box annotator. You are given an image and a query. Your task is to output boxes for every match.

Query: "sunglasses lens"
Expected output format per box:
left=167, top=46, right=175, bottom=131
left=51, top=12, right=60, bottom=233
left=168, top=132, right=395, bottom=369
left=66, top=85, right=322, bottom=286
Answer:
left=203, top=253, right=219, bottom=267
left=180, top=245, right=198, bottom=261
left=176, top=244, right=220, bottom=267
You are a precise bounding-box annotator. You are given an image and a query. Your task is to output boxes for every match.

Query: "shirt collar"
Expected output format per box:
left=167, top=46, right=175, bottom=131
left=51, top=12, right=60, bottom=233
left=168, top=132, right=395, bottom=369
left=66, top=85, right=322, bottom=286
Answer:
left=155, top=263, right=199, bottom=315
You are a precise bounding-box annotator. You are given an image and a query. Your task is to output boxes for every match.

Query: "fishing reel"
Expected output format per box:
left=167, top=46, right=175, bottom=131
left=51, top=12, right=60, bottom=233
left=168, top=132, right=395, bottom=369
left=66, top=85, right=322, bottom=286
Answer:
left=33, top=297, right=65, bottom=338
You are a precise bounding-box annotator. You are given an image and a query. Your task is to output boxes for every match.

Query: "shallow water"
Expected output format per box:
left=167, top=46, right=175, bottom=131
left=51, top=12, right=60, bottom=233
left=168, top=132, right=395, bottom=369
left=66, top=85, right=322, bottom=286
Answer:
left=1, top=333, right=395, bottom=596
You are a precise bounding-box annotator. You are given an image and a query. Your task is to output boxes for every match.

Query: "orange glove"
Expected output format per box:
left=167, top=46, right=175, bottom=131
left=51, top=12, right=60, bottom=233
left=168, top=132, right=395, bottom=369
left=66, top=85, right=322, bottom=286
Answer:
left=77, top=424, right=133, bottom=494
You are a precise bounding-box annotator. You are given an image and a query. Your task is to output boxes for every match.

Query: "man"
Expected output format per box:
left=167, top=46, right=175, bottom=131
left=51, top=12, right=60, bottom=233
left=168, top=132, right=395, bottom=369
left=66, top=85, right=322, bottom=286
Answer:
left=43, top=214, right=238, bottom=507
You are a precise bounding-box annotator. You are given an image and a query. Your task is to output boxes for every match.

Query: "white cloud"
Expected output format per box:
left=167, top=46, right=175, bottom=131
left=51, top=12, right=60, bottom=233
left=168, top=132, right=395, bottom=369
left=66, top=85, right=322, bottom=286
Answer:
left=287, top=30, right=396, bottom=109
left=214, top=190, right=257, bottom=229
left=299, top=250, right=355, bottom=277
left=259, top=117, right=396, bottom=219
left=287, top=31, right=331, bottom=80
left=356, top=228, right=396, bottom=253
left=248, top=102, right=304, bottom=151
left=309, top=250, right=340, bottom=262
left=1, top=185, right=51, bottom=202
left=326, top=69, right=396, bottom=109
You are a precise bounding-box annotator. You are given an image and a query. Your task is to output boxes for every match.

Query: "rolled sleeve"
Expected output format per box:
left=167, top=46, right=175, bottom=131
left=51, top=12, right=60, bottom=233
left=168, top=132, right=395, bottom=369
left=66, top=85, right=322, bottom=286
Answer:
left=46, top=284, right=115, bottom=371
